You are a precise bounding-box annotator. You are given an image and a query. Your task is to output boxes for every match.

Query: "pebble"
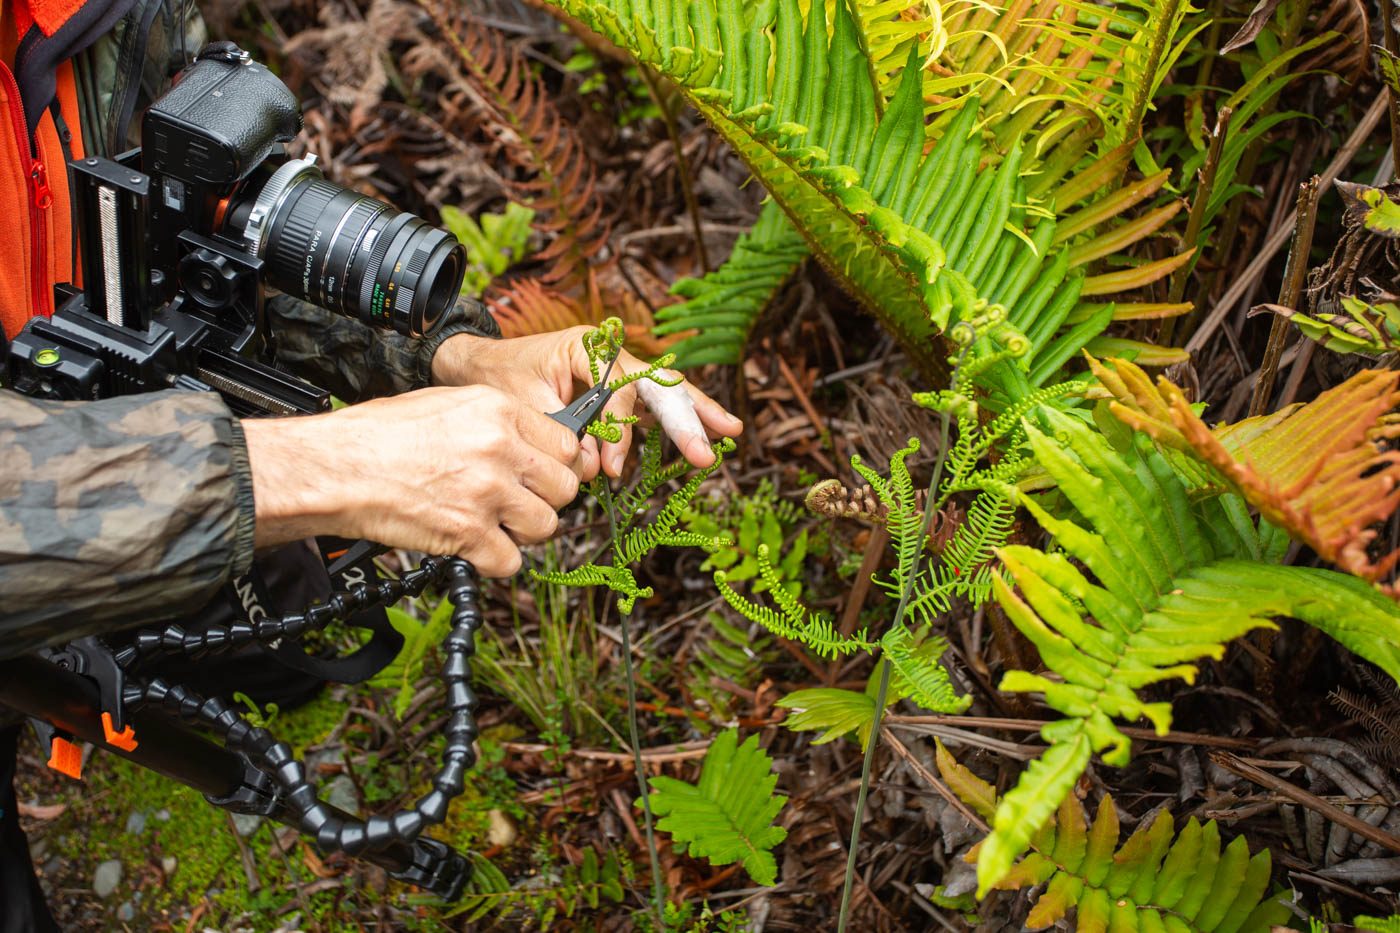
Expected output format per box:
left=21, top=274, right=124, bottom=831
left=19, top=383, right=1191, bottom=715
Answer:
left=162, top=856, right=178, bottom=877
left=487, top=809, right=516, bottom=848
left=124, top=811, right=146, bottom=835
left=324, top=775, right=358, bottom=814
left=93, top=859, right=123, bottom=898
left=155, top=809, right=171, bottom=822
left=231, top=813, right=261, bottom=837
left=116, top=901, right=135, bottom=923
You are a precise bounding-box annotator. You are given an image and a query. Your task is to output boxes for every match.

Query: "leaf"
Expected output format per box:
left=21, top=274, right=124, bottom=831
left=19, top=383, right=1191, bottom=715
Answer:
left=1095, top=356, right=1400, bottom=596
left=1378, top=45, right=1400, bottom=96
left=1220, top=0, right=1284, bottom=54
left=644, top=729, right=788, bottom=885
left=370, top=603, right=453, bottom=719
left=777, top=687, right=878, bottom=747
left=981, top=406, right=1400, bottom=893
left=939, top=744, right=1292, bottom=932
left=1338, top=180, right=1400, bottom=238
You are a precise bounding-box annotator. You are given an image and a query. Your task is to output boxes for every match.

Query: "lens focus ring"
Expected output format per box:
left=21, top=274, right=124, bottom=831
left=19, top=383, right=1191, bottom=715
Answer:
left=241, top=171, right=466, bottom=337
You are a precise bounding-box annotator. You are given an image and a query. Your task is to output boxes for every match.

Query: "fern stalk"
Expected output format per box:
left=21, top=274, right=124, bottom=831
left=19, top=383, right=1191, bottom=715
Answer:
left=598, top=478, right=665, bottom=924
left=836, top=345, right=967, bottom=932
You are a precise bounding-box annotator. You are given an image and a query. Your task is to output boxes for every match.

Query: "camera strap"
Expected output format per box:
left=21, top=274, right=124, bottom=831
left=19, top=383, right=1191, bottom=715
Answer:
left=227, top=538, right=404, bottom=686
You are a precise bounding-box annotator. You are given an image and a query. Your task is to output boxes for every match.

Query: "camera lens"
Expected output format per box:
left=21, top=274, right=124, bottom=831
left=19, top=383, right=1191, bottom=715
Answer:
left=231, top=158, right=465, bottom=337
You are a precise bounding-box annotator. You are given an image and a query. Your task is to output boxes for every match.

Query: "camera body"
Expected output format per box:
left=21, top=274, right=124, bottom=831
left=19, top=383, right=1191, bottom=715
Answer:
left=6, top=43, right=465, bottom=415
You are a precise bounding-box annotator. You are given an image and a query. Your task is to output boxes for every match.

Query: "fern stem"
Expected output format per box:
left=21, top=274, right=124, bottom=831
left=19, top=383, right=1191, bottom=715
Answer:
left=836, top=349, right=965, bottom=932
left=598, top=479, right=666, bottom=924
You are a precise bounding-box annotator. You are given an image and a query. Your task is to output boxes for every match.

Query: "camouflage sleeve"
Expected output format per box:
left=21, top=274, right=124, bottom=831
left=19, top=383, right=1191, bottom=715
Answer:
left=0, top=390, right=254, bottom=659
left=265, top=294, right=502, bottom=403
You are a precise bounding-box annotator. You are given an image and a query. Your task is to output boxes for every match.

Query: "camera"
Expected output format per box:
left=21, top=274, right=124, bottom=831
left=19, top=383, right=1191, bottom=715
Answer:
left=6, top=43, right=467, bottom=415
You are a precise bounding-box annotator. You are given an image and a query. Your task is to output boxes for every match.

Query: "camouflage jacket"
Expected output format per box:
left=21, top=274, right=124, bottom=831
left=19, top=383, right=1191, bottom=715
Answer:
left=0, top=298, right=500, bottom=659
left=0, top=1, right=501, bottom=657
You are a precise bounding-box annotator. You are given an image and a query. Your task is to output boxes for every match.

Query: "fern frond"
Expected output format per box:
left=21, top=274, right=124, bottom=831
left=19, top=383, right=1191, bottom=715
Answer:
left=490, top=276, right=671, bottom=356
left=653, top=201, right=809, bottom=367
left=1356, top=916, right=1400, bottom=933
left=715, top=552, right=875, bottom=660
left=644, top=729, right=788, bottom=886
left=936, top=741, right=1292, bottom=931
left=882, top=627, right=971, bottom=713
left=1094, top=355, right=1400, bottom=595
left=537, top=0, right=1189, bottom=385
left=980, top=407, right=1400, bottom=894
left=411, top=6, right=611, bottom=287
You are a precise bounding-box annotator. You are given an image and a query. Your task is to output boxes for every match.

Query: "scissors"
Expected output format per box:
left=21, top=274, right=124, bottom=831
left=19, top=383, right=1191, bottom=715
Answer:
left=547, top=349, right=619, bottom=439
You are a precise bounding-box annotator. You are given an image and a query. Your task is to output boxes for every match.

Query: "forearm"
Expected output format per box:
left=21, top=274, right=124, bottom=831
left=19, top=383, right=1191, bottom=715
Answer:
left=0, top=390, right=255, bottom=658
left=266, top=294, right=502, bottom=403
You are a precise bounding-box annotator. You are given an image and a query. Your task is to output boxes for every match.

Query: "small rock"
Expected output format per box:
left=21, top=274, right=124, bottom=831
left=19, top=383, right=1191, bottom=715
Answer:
left=161, top=857, right=177, bottom=877
left=93, top=860, right=123, bottom=898
left=116, top=901, right=135, bottom=923
left=324, top=775, right=358, bottom=814
left=274, top=912, right=302, bottom=932
left=154, top=809, right=171, bottom=822
left=487, top=809, right=517, bottom=848
left=231, top=813, right=261, bottom=837
left=41, top=856, right=61, bottom=878
left=124, top=811, right=146, bottom=835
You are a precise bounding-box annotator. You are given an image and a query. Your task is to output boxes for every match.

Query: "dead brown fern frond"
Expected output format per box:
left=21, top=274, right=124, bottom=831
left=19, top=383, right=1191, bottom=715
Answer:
left=489, top=274, right=671, bottom=356
left=407, top=3, right=611, bottom=289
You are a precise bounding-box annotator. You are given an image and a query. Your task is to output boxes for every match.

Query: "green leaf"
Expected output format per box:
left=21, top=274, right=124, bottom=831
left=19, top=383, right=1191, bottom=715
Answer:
left=981, top=408, right=1400, bottom=894
left=643, top=729, right=788, bottom=885
left=370, top=602, right=454, bottom=719
left=777, top=687, right=877, bottom=747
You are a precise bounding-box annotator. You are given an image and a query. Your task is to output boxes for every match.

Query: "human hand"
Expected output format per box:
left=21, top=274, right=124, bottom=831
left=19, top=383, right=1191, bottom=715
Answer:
left=243, top=385, right=586, bottom=576
left=432, top=328, right=743, bottom=477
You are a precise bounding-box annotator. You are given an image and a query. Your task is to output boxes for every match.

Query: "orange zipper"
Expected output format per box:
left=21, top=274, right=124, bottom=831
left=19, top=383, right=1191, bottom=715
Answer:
left=0, top=60, right=51, bottom=318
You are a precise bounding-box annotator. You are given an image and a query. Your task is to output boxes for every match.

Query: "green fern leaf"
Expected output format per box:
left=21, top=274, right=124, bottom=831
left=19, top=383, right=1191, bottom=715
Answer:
left=776, top=687, right=877, bottom=746
left=882, top=627, right=971, bottom=713
left=644, top=729, right=788, bottom=885
left=980, top=407, right=1400, bottom=895
left=654, top=202, right=808, bottom=367
left=937, top=741, right=1292, bottom=932
left=1356, top=916, right=1400, bottom=933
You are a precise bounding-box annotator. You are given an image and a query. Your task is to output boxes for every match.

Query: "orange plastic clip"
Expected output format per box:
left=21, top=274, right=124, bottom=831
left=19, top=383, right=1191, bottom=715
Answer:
left=46, top=737, right=82, bottom=780
left=101, top=712, right=138, bottom=752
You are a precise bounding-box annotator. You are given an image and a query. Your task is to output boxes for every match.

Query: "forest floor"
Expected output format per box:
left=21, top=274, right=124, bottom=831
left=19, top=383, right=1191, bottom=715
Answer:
left=14, top=0, right=1400, bottom=930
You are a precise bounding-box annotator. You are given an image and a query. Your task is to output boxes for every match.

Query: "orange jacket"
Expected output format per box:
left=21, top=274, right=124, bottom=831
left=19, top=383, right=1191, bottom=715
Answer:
left=0, top=0, right=111, bottom=339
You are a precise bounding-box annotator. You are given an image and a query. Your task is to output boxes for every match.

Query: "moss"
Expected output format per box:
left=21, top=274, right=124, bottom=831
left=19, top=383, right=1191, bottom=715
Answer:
left=42, top=686, right=512, bottom=929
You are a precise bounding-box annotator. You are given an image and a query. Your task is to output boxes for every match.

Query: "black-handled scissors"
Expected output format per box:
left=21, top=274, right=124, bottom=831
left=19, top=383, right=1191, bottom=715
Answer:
left=547, top=350, right=619, bottom=439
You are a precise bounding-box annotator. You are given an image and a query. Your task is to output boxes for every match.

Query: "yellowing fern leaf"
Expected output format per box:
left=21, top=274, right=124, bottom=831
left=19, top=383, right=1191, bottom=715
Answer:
left=935, top=741, right=1292, bottom=932
left=1093, top=356, right=1400, bottom=594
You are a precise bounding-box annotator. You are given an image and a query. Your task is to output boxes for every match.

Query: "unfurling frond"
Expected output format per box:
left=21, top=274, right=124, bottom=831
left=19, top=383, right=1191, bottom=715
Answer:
left=981, top=407, right=1400, bottom=895
left=1093, top=355, right=1400, bottom=595
left=936, top=742, right=1292, bottom=932
left=643, top=729, right=788, bottom=885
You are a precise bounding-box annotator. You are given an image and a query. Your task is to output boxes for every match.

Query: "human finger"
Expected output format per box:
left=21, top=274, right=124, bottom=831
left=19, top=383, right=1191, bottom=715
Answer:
left=500, top=487, right=562, bottom=545
left=519, top=452, right=583, bottom=510
left=464, top=528, right=523, bottom=578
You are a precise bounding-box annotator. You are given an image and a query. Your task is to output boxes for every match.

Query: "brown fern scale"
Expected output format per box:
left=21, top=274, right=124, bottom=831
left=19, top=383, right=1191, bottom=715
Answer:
left=409, top=3, right=612, bottom=288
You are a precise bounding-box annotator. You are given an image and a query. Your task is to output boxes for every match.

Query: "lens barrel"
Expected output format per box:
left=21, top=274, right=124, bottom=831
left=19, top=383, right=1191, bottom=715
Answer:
left=233, top=158, right=465, bottom=337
